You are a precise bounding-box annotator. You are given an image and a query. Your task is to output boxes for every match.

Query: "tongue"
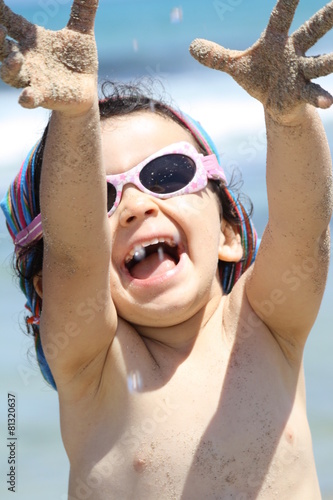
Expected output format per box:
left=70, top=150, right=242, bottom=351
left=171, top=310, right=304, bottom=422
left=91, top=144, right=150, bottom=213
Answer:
left=131, top=252, right=176, bottom=280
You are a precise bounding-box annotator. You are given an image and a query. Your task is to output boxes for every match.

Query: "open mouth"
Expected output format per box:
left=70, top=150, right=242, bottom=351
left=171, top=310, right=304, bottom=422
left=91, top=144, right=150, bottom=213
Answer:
left=125, top=238, right=180, bottom=280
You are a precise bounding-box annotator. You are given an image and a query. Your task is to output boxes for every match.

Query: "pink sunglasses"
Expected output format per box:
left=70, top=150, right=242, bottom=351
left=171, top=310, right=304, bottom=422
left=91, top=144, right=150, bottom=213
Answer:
left=106, top=141, right=226, bottom=215
left=14, top=142, right=226, bottom=251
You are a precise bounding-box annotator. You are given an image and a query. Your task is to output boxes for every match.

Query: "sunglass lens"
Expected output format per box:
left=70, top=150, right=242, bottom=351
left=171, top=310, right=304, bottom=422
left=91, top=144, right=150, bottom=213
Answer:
left=140, top=154, right=196, bottom=194
left=107, top=183, right=117, bottom=213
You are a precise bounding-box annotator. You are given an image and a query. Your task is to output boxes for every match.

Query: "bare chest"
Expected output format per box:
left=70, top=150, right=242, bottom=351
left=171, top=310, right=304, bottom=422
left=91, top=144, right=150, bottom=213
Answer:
left=66, top=342, right=317, bottom=499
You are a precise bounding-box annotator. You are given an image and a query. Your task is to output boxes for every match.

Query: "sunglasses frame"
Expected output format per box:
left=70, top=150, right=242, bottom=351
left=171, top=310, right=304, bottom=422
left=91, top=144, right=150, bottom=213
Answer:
left=105, top=141, right=226, bottom=216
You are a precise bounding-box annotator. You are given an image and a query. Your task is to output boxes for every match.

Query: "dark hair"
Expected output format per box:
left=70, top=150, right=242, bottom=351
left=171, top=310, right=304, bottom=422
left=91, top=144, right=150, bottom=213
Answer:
left=16, top=80, right=252, bottom=337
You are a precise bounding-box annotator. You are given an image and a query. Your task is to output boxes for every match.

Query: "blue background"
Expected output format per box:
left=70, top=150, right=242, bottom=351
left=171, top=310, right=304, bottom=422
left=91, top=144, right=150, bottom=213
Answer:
left=0, top=1, right=332, bottom=499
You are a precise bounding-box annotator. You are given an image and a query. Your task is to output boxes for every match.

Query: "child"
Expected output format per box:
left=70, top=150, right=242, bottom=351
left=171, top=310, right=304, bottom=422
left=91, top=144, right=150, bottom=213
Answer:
left=1, top=0, right=332, bottom=498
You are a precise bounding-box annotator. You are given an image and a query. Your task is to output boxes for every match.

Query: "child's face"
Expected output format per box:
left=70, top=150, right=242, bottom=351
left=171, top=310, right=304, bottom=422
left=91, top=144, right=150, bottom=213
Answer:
left=101, top=111, right=230, bottom=328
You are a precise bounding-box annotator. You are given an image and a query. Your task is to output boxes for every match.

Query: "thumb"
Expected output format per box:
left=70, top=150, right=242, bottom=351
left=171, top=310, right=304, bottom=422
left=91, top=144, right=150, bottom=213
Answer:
left=189, top=38, right=239, bottom=74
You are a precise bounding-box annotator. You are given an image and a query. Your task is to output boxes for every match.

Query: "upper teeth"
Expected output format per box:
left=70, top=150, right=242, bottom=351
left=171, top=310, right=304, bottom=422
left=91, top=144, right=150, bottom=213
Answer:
left=125, top=237, right=176, bottom=264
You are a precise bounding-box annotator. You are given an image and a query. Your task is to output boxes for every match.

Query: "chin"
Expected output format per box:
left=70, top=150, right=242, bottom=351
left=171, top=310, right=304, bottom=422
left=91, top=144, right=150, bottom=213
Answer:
left=116, top=287, right=216, bottom=330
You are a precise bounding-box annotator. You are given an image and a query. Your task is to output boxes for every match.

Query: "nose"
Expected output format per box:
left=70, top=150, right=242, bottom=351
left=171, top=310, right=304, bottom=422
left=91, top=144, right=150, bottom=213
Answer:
left=118, top=185, right=159, bottom=226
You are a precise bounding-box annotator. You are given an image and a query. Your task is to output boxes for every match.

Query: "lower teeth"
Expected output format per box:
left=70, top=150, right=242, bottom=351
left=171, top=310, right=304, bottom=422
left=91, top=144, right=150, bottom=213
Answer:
left=157, top=246, right=164, bottom=261
left=133, top=246, right=146, bottom=261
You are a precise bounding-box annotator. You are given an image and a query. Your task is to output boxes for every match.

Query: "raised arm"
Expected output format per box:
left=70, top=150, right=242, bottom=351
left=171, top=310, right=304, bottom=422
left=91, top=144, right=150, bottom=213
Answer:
left=190, top=0, right=333, bottom=356
left=0, top=0, right=117, bottom=390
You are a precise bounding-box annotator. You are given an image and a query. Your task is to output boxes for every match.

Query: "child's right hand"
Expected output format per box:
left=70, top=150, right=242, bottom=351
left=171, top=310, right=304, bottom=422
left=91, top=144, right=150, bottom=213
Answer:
left=0, top=0, right=99, bottom=114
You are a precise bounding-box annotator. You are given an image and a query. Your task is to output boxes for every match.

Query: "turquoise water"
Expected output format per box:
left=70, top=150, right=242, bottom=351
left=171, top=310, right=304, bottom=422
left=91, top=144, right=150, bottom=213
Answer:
left=1, top=1, right=333, bottom=499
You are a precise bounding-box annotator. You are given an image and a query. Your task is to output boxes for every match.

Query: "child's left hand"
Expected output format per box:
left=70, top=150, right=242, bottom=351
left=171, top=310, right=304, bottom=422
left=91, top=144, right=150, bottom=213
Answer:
left=190, top=0, right=333, bottom=122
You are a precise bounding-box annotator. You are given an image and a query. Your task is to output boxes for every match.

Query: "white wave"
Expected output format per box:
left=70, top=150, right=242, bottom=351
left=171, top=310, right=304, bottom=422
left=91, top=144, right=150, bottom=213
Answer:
left=1, top=71, right=333, bottom=191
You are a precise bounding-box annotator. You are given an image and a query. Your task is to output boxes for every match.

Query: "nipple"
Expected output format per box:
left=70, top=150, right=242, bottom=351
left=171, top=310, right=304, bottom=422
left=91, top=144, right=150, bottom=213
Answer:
left=127, top=370, right=143, bottom=393
left=133, top=456, right=147, bottom=473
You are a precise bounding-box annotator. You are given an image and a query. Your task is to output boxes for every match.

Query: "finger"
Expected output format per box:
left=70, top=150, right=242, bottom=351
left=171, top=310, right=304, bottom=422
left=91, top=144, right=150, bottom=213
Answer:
left=0, top=24, right=7, bottom=60
left=190, top=39, right=241, bottom=73
left=1, top=50, right=30, bottom=89
left=301, top=81, right=333, bottom=109
left=18, top=87, right=44, bottom=109
left=267, top=0, right=300, bottom=35
left=0, top=2, right=34, bottom=41
left=292, top=2, right=333, bottom=54
left=0, top=36, right=18, bottom=64
left=0, top=48, right=29, bottom=88
left=300, top=54, right=333, bottom=80
left=67, top=0, right=99, bottom=34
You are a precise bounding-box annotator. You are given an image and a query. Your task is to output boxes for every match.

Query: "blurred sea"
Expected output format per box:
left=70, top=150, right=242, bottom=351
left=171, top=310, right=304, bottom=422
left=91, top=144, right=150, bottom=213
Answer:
left=0, top=1, right=332, bottom=499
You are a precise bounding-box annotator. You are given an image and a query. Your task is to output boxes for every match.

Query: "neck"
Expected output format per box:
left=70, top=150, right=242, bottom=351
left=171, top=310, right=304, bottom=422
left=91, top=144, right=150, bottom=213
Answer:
left=132, top=293, right=226, bottom=367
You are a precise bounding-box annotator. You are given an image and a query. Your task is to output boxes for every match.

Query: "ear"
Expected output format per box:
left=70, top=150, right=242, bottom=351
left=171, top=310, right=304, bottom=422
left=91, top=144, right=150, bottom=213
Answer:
left=33, top=273, right=43, bottom=299
left=218, top=219, right=243, bottom=263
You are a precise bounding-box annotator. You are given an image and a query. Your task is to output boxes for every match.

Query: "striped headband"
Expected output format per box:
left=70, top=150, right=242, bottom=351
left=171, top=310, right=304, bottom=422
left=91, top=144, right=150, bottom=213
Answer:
left=0, top=142, right=43, bottom=318
left=1, top=105, right=258, bottom=391
left=1, top=143, right=42, bottom=252
left=0, top=142, right=54, bottom=387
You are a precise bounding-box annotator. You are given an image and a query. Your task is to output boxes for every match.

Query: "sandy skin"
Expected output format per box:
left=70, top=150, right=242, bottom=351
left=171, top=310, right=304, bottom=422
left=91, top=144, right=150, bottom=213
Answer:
left=0, top=0, right=98, bottom=111
left=190, top=0, right=333, bottom=121
left=1, top=0, right=333, bottom=117
left=1, top=1, right=333, bottom=499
